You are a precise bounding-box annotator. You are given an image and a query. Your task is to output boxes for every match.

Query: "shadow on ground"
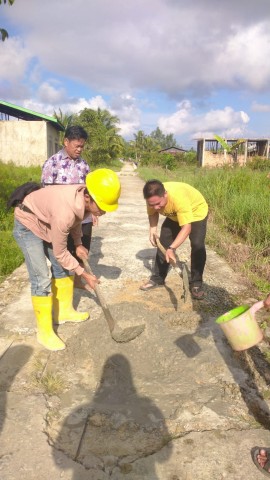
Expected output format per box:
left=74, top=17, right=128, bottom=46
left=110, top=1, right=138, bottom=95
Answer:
left=0, top=345, right=33, bottom=434
left=52, top=354, right=172, bottom=479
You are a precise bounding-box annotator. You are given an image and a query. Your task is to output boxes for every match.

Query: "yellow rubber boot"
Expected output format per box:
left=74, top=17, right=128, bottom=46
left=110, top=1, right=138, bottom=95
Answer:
left=52, top=276, right=90, bottom=325
left=31, top=296, right=66, bottom=351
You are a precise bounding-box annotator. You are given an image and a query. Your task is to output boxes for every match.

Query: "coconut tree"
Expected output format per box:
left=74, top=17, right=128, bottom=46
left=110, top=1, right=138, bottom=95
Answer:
left=53, top=108, right=74, bottom=145
left=1, top=0, right=15, bottom=41
left=74, top=107, right=123, bottom=165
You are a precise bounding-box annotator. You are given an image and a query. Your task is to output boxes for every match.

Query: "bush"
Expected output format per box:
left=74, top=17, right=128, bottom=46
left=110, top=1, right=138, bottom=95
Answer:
left=182, top=151, right=197, bottom=164
left=247, top=156, right=270, bottom=171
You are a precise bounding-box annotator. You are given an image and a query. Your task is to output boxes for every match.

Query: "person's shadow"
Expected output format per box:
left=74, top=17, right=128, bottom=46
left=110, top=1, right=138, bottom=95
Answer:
left=0, top=344, right=33, bottom=434
left=53, top=354, right=172, bottom=479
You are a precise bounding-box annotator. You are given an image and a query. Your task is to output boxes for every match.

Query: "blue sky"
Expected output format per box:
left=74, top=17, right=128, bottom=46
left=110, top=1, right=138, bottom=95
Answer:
left=1, top=0, right=270, bottom=149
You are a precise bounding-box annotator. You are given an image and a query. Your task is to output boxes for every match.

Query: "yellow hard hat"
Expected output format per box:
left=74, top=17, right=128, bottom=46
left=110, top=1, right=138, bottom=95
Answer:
left=85, top=168, right=121, bottom=212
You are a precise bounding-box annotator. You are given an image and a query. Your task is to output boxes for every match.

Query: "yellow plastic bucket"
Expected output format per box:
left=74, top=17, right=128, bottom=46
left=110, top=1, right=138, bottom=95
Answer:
left=216, top=301, right=264, bottom=351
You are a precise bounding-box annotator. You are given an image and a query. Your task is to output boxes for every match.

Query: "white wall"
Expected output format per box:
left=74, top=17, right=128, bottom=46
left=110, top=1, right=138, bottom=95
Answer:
left=0, top=120, right=60, bottom=166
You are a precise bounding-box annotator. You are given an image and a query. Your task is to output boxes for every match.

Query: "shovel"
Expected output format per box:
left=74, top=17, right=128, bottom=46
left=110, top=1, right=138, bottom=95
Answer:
left=155, top=236, right=191, bottom=304
left=82, top=258, right=145, bottom=342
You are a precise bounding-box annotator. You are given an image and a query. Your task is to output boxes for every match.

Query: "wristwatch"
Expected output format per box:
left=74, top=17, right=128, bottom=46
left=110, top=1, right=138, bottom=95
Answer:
left=168, top=246, right=176, bottom=252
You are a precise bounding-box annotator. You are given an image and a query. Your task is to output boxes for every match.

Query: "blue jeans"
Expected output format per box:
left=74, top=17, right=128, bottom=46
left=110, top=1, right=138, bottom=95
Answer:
left=13, top=219, right=70, bottom=296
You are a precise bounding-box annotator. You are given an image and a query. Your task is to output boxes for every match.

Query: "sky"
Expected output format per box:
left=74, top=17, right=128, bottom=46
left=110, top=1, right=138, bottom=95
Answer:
left=1, top=0, right=270, bottom=149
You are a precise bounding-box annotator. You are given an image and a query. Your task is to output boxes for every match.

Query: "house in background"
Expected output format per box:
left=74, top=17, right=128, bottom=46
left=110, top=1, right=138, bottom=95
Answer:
left=0, top=101, right=64, bottom=166
left=197, top=138, right=270, bottom=167
left=159, top=146, right=187, bottom=155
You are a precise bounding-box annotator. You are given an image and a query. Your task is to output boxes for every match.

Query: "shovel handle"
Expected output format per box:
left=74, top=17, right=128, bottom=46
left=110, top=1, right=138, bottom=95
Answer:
left=81, top=258, right=109, bottom=311
left=155, top=236, right=177, bottom=267
left=155, top=236, right=191, bottom=304
left=81, top=258, right=115, bottom=333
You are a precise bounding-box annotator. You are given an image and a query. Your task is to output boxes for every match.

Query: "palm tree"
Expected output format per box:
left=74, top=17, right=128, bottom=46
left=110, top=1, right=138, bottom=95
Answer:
left=1, top=0, right=15, bottom=41
left=97, top=108, right=120, bottom=131
left=106, top=127, right=124, bottom=159
left=133, top=130, right=146, bottom=161
left=74, top=107, right=123, bottom=165
left=53, top=108, right=74, bottom=145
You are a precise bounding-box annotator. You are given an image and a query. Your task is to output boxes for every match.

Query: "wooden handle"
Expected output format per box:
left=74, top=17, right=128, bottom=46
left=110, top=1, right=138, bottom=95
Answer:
left=81, top=258, right=115, bottom=333
left=155, top=236, right=177, bottom=267
left=155, top=236, right=191, bottom=304
left=81, top=258, right=108, bottom=307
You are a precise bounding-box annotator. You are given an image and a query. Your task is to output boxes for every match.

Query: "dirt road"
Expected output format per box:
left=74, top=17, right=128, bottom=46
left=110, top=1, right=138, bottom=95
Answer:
left=0, top=162, right=269, bottom=479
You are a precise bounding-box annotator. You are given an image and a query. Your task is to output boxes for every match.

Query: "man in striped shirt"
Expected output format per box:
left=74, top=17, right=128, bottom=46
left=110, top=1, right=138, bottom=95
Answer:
left=41, top=125, right=96, bottom=291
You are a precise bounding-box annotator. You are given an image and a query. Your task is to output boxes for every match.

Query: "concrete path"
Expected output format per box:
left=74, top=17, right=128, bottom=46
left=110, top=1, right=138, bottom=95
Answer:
left=0, top=162, right=270, bottom=479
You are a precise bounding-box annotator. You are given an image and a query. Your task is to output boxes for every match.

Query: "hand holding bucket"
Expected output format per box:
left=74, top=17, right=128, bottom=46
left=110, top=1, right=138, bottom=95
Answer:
left=216, top=301, right=264, bottom=351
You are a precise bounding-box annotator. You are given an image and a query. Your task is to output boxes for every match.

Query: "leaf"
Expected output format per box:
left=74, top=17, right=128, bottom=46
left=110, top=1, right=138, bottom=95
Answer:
left=0, top=28, right=8, bottom=41
left=214, top=134, right=230, bottom=152
left=228, top=139, right=246, bottom=152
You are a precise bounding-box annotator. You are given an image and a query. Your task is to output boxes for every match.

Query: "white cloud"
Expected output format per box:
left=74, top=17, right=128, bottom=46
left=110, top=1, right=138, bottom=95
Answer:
left=158, top=102, right=250, bottom=139
left=59, top=96, right=108, bottom=114
left=0, top=37, right=31, bottom=82
left=15, top=92, right=140, bottom=138
left=110, top=94, right=141, bottom=137
left=1, top=0, right=269, bottom=142
left=251, top=102, right=270, bottom=112
left=3, top=1, right=270, bottom=96
left=37, top=81, right=66, bottom=103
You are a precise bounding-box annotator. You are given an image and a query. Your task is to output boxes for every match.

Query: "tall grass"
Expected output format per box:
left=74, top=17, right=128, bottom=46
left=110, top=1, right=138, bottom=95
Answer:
left=139, top=164, right=270, bottom=293
left=0, top=162, right=42, bottom=282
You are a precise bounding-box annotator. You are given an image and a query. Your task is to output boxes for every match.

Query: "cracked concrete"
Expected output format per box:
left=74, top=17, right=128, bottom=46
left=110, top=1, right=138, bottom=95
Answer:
left=0, top=162, right=270, bottom=479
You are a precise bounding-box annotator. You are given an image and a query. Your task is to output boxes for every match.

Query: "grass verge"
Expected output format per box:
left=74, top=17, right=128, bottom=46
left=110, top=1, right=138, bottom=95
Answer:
left=138, top=164, right=270, bottom=295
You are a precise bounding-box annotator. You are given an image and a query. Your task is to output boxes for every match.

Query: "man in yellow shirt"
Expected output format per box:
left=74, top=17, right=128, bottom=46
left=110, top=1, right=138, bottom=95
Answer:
left=140, top=179, right=208, bottom=299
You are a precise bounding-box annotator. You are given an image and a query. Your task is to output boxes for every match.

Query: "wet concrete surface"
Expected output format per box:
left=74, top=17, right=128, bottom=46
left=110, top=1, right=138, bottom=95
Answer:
left=0, top=162, right=270, bottom=479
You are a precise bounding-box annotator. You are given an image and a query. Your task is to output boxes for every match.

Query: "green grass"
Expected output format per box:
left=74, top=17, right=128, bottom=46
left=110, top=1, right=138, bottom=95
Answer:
left=0, top=162, right=42, bottom=282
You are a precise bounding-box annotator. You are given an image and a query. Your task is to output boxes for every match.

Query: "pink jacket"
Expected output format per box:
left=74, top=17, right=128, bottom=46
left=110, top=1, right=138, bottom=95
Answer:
left=15, top=184, right=88, bottom=275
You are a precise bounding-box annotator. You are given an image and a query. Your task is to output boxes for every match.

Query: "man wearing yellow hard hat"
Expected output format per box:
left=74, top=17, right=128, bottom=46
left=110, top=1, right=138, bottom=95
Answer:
left=12, top=168, right=121, bottom=352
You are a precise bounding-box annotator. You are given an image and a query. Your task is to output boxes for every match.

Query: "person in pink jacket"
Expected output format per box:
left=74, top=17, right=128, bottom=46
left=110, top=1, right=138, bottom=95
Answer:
left=13, top=169, right=121, bottom=352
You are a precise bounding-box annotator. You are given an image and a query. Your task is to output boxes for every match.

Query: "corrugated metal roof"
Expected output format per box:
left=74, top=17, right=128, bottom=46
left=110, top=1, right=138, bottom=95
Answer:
left=159, top=146, right=188, bottom=153
left=0, top=100, right=64, bottom=131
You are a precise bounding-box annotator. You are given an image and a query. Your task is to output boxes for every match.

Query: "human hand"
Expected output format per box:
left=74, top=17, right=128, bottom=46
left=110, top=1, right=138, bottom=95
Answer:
left=165, top=248, right=176, bottom=264
left=81, top=271, right=100, bottom=291
left=92, top=215, right=99, bottom=226
left=150, top=229, right=158, bottom=247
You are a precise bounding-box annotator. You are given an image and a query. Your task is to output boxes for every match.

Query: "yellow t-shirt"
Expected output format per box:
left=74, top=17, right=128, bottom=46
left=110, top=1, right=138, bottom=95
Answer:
left=147, top=182, right=208, bottom=226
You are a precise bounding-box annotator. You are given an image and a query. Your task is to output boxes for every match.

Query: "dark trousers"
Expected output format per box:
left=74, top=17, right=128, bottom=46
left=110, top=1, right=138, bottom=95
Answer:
left=150, top=216, right=207, bottom=286
left=67, top=222, right=93, bottom=261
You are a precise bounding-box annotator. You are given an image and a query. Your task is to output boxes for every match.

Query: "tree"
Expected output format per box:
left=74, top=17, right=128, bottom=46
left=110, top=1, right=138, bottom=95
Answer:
left=74, top=108, right=124, bottom=165
left=53, top=108, right=74, bottom=145
left=133, top=130, right=146, bottom=161
left=1, top=0, right=15, bottom=41
left=214, top=134, right=245, bottom=164
left=150, top=127, right=178, bottom=149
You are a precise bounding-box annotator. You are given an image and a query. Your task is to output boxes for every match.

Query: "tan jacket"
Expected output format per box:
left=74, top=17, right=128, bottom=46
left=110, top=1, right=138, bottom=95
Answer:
left=15, top=184, right=88, bottom=275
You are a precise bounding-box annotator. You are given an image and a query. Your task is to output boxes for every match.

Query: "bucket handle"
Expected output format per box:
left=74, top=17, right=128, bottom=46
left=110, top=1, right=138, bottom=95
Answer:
left=250, top=300, right=264, bottom=315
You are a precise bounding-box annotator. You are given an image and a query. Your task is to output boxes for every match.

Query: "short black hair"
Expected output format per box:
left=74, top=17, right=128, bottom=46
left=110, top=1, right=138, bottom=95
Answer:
left=65, top=125, right=88, bottom=141
left=143, top=179, right=165, bottom=199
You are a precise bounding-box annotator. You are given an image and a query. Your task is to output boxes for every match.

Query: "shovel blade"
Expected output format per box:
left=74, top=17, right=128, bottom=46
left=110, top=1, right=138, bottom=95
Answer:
left=111, top=323, right=145, bottom=343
